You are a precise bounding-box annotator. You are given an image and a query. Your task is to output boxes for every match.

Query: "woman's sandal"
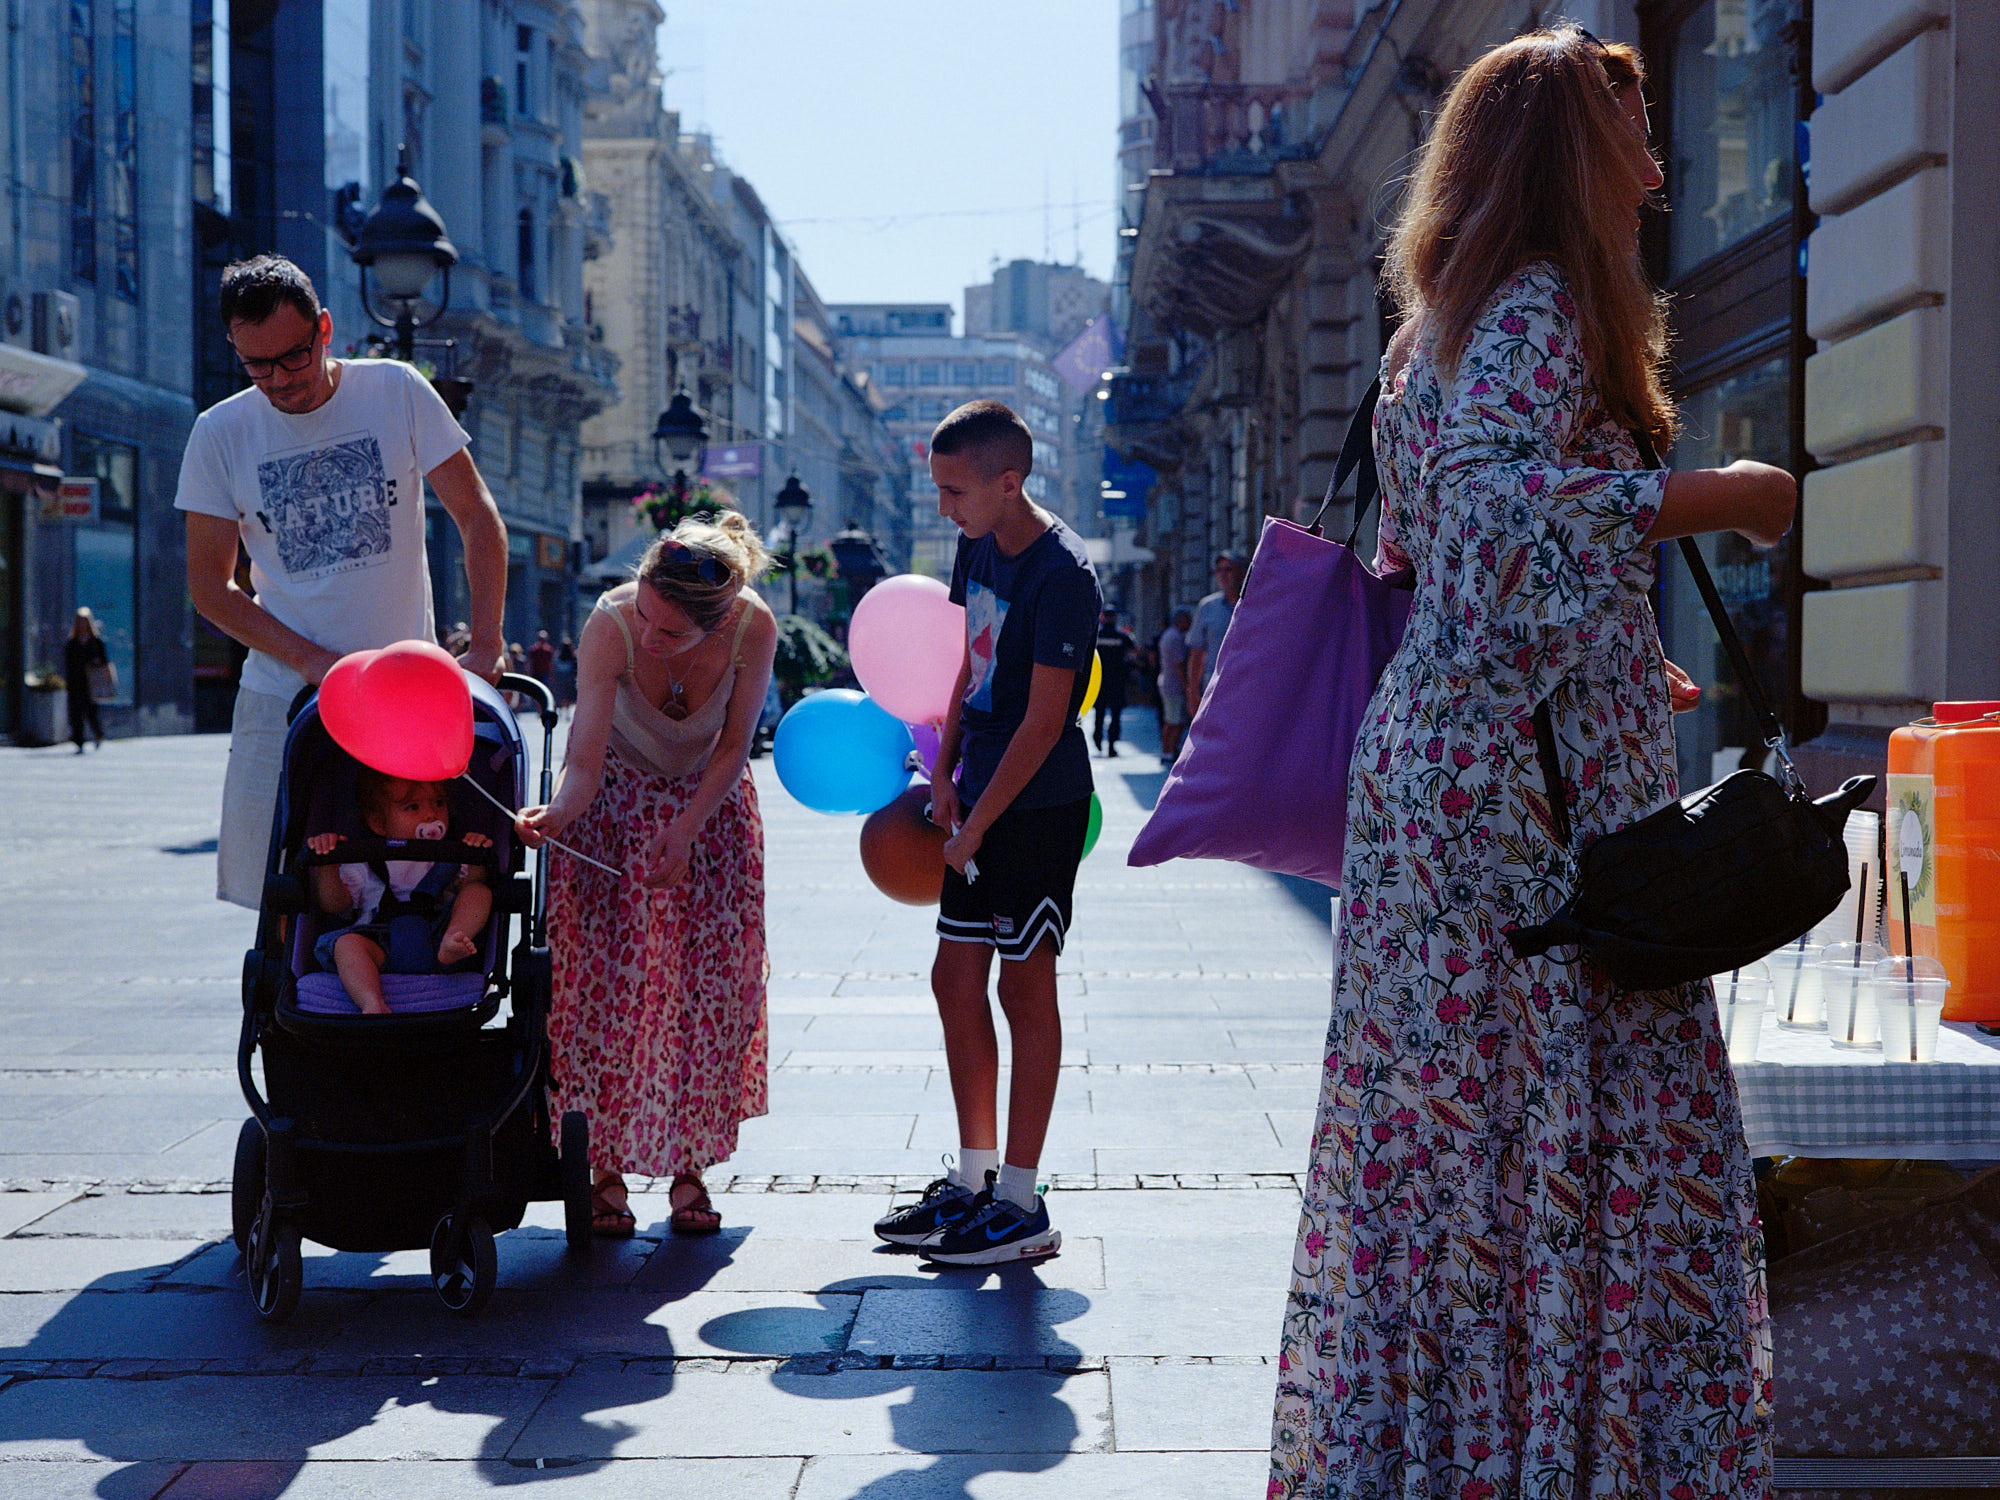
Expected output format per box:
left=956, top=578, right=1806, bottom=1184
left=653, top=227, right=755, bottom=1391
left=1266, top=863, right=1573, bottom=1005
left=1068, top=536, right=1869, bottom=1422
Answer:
left=669, top=1171, right=722, bottom=1236
left=590, top=1178, right=637, bottom=1239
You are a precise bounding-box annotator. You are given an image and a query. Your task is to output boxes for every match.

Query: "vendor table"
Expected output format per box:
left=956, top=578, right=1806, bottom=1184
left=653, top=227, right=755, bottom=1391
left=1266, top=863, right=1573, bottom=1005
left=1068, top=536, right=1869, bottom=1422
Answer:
left=1731, top=1016, right=2000, bottom=1161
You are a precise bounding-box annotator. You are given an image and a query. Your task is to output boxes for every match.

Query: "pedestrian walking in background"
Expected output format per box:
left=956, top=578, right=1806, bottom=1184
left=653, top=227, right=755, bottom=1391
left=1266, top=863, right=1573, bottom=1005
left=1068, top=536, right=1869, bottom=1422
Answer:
left=62, top=607, right=109, bottom=752
left=1270, top=25, right=1796, bottom=1499
left=1091, top=606, right=1134, bottom=756
left=1183, top=554, right=1240, bottom=718
left=176, top=254, right=508, bottom=909
left=516, top=511, right=777, bottom=1240
left=528, top=629, right=555, bottom=685
left=553, top=635, right=578, bottom=709
left=1154, top=607, right=1191, bottom=760
left=874, top=400, right=1099, bottom=1266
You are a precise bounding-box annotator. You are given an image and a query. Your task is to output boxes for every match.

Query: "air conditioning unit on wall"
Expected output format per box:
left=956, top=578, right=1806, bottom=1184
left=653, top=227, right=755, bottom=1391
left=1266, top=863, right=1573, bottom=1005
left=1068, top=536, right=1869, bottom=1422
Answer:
left=0, top=282, right=29, bottom=349
left=32, top=291, right=81, bottom=362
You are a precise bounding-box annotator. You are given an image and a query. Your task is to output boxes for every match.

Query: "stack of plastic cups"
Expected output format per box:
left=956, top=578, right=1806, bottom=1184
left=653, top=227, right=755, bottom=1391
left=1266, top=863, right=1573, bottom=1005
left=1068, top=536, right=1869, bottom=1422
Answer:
left=1810, top=811, right=1882, bottom=948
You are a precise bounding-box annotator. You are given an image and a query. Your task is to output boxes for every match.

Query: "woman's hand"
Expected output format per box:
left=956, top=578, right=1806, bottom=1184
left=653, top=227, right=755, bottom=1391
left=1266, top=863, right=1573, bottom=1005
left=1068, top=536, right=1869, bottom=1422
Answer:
left=515, top=804, right=569, bottom=850
left=641, top=820, right=695, bottom=890
left=1662, top=657, right=1702, bottom=713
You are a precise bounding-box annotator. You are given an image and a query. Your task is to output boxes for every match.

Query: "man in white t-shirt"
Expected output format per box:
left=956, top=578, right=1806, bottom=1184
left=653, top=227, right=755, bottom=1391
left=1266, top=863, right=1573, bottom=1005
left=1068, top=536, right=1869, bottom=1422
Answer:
left=1184, top=552, right=1242, bottom=718
left=176, top=255, right=509, bottom=908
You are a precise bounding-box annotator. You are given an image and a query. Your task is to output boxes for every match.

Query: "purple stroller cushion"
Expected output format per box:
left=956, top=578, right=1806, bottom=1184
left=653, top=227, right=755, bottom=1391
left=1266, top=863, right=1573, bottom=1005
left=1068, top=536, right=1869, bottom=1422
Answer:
left=295, top=971, right=487, bottom=1015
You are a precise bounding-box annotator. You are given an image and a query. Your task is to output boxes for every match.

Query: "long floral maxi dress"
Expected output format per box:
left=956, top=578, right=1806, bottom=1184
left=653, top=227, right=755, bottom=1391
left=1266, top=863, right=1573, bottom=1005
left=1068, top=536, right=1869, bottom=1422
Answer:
left=547, top=746, right=769, bottom=1175
left=1270, top=263, right=1772, bottom=1500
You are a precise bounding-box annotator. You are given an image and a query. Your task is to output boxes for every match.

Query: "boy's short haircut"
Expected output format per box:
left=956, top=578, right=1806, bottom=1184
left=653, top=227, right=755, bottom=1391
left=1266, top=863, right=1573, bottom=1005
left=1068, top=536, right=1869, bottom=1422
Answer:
left=219, top=254, right=321, bottom=329
left=931, top=400, right=1033, bottom=480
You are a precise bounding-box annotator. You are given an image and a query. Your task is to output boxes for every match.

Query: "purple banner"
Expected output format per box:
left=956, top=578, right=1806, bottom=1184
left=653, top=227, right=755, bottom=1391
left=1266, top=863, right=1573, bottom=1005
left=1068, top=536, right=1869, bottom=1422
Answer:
left=1052, top=314, right=1121, bottom=397
left=703, top=443, right=762, bottom=479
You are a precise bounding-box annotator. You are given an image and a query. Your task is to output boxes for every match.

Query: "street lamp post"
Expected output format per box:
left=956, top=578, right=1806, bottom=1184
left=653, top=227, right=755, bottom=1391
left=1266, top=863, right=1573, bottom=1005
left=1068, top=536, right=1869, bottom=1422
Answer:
left=351, top=145, right=459, bottom=364
left=650, top=391, right=709, bottom=518
left=827, top=523, right=887, bottom=607
left=773, top=473, right=813, bottom=617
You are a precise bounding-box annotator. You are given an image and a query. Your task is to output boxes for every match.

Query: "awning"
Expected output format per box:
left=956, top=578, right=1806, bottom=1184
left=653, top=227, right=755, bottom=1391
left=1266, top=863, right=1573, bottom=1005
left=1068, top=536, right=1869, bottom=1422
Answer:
left=0, top=343, right=88, bottom=418
left=0, top=452, right=61, bottom=499
left=581, top=532, right=650, bottom=585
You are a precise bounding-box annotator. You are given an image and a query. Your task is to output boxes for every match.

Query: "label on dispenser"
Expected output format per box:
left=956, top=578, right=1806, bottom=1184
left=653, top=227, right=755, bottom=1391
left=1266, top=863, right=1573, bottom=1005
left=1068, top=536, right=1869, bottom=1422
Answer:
left=1887, top=773, right=1935, bottom=926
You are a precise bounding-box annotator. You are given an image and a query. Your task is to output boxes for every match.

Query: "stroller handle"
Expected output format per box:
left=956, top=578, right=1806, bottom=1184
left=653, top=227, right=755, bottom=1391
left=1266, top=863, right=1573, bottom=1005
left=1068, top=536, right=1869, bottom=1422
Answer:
left=498, top=672, right=558, bottom=730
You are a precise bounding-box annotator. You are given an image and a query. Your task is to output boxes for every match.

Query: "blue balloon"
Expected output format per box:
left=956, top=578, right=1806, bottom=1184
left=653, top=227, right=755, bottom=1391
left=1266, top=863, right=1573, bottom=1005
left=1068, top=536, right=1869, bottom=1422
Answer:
left=773, top=690, right=914, bottom=815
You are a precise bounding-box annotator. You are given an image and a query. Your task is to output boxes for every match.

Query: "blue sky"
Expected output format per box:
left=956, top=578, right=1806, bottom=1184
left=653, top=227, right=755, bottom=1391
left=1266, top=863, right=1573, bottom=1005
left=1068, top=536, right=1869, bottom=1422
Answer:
left=658, top=3, right=1121, bottom=321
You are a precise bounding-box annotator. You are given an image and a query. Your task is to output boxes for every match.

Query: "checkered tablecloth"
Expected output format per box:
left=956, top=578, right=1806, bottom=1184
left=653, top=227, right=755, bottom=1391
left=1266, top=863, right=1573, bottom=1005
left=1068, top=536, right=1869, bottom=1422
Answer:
left=1731, top=1015, right=2000, bottom=1160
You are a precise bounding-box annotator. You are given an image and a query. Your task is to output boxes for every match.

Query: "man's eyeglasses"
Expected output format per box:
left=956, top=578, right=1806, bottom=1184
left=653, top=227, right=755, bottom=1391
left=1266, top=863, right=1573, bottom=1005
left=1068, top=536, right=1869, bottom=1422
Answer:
left=659, top=537, right=730, bottom=586
left=235, top=337, right=319, bottom=380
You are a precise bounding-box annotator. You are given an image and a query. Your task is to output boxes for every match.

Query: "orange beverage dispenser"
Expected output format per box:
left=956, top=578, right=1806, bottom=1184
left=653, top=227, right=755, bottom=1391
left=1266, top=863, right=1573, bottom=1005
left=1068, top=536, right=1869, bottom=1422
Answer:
left=1886, top=702, right=2000, bottom=1022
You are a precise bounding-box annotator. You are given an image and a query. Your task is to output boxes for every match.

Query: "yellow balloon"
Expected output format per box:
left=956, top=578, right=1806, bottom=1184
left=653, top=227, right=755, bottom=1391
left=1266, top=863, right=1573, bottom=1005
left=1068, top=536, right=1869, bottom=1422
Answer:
left=1079, top=652, right=1102, bottom=717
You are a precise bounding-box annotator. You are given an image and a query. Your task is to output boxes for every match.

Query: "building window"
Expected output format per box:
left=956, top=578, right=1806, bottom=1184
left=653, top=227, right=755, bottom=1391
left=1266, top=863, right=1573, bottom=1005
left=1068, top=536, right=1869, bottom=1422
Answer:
left=190, top=0, right=229, bottom=211
left=517, top=208, right=536, bottom=301
left=981, top=361, right=1014, bottom=385
left=514, top=25, right=532, bottom=118
left=70, top=431, right=139, bottom=706
left=1666, top=0, right=1795, bottom=278
left=110, top=0, right=137, bottom=299
left=881, top=362, right=907, bottom=386
left=69, top=0, right=95, bottom=283
left=917, top=363, right=940, bottom=386
left=951, top=362, right=976, bottom=385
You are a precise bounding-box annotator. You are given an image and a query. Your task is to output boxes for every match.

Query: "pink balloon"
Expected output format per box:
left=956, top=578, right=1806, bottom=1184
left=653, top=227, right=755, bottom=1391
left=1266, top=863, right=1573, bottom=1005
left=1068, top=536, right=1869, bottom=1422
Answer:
left=849, top=575, right=966, bottom=724
left=908, top=720, right=941, bottom=780
left=318, top=640, right=474, bottom=781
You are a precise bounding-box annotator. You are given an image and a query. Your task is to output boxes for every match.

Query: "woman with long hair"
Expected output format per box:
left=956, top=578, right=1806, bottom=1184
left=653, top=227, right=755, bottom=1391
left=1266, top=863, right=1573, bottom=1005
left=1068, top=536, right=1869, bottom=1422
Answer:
left=1271, top=27, right=1795, bottom=1498
left=63, top=607, right=109, bottom=751
left=517, top=509, right=778, bottom=1238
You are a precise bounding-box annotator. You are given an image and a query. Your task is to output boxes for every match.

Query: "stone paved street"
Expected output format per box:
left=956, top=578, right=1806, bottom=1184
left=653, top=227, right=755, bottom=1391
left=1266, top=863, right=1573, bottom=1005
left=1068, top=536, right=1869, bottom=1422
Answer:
left=0, top=715, right=1333, bottom=1497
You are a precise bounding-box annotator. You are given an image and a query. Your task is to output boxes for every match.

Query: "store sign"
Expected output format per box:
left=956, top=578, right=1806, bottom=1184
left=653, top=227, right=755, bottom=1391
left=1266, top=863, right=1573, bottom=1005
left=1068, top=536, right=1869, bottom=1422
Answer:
left=702, top=444, right=762, bottom=479
left=40, top=476, right=98, bottom=524
left=536, top=534, right=567, bottom=570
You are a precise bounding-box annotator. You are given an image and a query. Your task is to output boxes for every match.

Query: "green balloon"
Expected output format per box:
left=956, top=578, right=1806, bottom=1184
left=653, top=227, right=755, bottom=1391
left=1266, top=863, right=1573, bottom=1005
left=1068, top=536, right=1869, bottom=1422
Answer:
left=1083, top=792, right=1103, bottom=859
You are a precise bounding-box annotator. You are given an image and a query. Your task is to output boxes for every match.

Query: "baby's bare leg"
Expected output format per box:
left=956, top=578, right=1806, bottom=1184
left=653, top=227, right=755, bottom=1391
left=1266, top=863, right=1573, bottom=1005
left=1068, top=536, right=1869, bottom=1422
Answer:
left=438, top=883, right=493, bottom=966
left=332, top=933, right=391, bottom=1015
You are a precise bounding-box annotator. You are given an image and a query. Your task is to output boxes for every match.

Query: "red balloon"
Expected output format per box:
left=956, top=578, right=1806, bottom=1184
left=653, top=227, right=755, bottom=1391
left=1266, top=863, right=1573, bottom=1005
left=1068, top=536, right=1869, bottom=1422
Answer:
left=318, top=640, right=474, bottom=781
left=859, top=785, right=949, bottom=906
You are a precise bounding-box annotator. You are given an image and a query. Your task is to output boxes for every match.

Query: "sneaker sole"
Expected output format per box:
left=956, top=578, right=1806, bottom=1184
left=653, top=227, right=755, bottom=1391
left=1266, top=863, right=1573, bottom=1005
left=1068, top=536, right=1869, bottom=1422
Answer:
left=874, top=1224, right=953, bottom=1247
left=921, top=1228, right=1062, bottom=1266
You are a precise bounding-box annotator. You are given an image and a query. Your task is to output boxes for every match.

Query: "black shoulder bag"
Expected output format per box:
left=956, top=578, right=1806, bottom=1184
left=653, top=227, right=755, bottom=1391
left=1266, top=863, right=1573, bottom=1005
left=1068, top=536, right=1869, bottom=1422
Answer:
left=1505, top=437, right=1876, bottom=990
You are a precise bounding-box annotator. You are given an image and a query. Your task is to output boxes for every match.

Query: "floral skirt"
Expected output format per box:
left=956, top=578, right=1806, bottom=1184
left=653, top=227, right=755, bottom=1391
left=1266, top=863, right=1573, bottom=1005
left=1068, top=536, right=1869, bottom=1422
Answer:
left=546, top=747, right=768, bottom=1176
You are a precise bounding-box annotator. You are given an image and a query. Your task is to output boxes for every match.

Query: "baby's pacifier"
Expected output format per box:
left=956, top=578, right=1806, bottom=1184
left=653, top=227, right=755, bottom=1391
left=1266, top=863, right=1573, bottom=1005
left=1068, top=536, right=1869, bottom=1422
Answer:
left=415, top=819, right=448, bottom=842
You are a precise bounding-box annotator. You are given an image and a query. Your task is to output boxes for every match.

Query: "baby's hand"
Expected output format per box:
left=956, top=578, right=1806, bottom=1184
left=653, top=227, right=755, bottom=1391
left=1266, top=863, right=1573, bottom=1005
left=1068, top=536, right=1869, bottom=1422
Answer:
left=462, top=832, right=492, bottom=849
left=437, top=928, right=479, bottom=965
left=306, top=833, right=343, bottom=855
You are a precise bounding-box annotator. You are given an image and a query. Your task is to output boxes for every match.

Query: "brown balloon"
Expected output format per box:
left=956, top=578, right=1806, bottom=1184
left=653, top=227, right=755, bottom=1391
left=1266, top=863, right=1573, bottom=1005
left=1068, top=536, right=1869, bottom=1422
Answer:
left=859, top=785, right=949, bottom=906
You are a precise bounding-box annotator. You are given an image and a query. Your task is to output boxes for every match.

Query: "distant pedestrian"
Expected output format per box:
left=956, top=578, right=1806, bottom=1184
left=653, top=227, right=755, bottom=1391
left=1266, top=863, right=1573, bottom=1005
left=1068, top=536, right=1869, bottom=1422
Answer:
left=528, top=629, right=555, bottom=684
left=515, top=511, right=778, bottom=1240
left=1183, top=553, right=1241, bottom=718
left=176, top=254, right=507, bottom=909
left=553, top=635, right=577, bottom=708
left=872, top=400, right=1100, bottom=1266
left=62, top=607, right=109, bottom=752
left=1091, top=606, right=1134, bottom=756
left=1154, top=607, right=1192, bottom=759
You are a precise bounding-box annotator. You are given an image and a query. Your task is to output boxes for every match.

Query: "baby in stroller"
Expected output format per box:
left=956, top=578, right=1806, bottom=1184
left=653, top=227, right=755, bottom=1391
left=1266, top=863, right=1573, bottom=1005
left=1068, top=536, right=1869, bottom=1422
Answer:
left=306, top=768, right=494, bottom=1016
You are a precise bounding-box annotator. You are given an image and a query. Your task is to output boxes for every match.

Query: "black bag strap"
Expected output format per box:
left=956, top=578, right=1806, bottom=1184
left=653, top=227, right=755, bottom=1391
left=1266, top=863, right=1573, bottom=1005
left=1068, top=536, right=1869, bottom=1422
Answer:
left=1531, top=431, right=1798, bottom=849
left=1307, top=377, right=1383, bottom=541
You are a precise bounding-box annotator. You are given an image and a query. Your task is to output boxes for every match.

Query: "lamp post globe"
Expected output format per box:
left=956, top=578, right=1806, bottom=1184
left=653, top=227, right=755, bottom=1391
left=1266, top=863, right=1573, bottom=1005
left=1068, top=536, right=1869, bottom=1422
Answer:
left=650, top=391, right=709, bottom=514
left=351, top=144, right=458, bottom=362
left=774, top=474, right=813, bottom=615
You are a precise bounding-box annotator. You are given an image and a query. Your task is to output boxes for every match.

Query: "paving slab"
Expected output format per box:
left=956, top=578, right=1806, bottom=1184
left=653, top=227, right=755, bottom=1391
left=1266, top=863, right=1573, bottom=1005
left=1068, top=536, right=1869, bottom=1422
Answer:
left=0, top=1239, right=213, bottom=1293
left=1107, top=1358, right=1278, bottom=1451
left=0, top=1195, right=80, bottom=1237
left=0, top=1375, right=549, bottom=1461
left=845, top=1284, right=1283, bottom=1359
left=510, top=1365, right=1109, bottom=1459
left=156, top=1457, right=807, bottom=1498
left=8, top=1194, right=225, bottom=1241
left=628, top=1233, right=1105, bottom=1295
left=793, top=1449, right=1267, bottom=1498
left=0, top=1458, right=187, bottom=1499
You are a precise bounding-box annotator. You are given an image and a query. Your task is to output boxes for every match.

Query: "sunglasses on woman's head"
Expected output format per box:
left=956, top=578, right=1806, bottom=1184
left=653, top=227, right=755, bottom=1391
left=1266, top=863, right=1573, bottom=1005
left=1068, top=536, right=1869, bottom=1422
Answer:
left=660, top=538, right=730, bottom=586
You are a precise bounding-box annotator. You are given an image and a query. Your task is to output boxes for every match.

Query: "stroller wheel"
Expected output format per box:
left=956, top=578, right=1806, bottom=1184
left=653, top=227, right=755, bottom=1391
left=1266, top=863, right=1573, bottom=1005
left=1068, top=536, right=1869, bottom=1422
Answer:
left=431, top=1214, right=497, bottom=1317
left=560, top=1111, right=591, bottom=1253
left=248, top=1208, right=302, bottom=1324
left=231, top=1119, right=265, bottom=1255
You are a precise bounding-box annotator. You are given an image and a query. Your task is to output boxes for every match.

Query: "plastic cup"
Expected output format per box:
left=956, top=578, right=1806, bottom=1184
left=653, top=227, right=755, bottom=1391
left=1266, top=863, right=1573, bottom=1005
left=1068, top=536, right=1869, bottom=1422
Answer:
left=1714, top=962, right=1771, bottom=1065
left=1768, top=939, right=1826, bottom=1030
left=1871, top=956, right=1950, bottom=1064
left=1820, top=941, right=1891, bottom=1049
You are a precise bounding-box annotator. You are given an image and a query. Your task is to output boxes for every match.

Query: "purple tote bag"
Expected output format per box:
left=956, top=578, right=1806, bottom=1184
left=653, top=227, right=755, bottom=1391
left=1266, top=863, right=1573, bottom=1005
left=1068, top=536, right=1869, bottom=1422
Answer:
left=1130, top=381, right=1410, bottom=887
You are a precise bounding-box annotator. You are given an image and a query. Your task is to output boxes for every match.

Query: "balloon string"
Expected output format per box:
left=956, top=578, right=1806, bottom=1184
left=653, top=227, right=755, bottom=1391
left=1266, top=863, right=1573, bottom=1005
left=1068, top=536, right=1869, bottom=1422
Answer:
left=457, top=774, right=626, bottom=878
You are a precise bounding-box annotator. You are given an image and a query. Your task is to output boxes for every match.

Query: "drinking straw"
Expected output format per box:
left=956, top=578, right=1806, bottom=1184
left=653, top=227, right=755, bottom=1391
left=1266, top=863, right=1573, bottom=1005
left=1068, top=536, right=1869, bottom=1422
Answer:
left=1782, top=933, right=1808, bottom=1023
left=1901, top=868, right=1918, bottom=1062
left=1728, top=967, right=1739, bottom=1004
left=1844, top=862, right=1868, bottom=1044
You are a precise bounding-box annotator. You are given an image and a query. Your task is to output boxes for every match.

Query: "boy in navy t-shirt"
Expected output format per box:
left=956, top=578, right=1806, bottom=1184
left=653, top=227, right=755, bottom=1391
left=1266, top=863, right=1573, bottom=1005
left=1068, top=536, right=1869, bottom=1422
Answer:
left=873, top=400, right=1100, bottom=1265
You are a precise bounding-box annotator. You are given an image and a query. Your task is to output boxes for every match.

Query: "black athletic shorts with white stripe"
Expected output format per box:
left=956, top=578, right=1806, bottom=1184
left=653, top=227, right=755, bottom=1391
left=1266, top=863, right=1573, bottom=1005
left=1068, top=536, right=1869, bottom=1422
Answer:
left=936, top=795, right=1091, bottom=961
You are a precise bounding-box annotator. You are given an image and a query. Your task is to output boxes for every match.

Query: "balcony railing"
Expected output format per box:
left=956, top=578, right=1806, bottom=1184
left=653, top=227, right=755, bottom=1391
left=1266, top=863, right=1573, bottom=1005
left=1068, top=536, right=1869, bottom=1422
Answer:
left=1152, top=83, right=1309, bottom=173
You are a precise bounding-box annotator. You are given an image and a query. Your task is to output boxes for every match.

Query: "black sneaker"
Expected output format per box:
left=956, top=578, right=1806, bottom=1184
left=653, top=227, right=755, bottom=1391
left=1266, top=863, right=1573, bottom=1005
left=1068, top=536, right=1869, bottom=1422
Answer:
left=921, top=1186, right=1061, bottom=1265
left=874, top=1169, right=981, bottom=1247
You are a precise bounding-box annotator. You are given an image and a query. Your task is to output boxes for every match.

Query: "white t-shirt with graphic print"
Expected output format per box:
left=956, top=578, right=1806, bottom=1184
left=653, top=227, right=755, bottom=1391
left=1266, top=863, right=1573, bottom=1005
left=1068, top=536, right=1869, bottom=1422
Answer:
left=174, top=359, right=470, bottom=699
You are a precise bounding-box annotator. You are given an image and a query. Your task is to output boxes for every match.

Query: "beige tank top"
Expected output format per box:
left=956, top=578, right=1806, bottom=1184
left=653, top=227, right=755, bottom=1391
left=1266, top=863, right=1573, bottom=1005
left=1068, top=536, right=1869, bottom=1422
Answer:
left=597, top=592, right=755, bottom=780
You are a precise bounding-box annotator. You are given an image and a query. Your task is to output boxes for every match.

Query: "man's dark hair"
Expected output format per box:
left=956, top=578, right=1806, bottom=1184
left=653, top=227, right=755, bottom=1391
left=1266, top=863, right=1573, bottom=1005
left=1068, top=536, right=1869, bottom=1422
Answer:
left=931, top=400, right=1033, bottom=480
left=219, top=255, right=322, bottom=329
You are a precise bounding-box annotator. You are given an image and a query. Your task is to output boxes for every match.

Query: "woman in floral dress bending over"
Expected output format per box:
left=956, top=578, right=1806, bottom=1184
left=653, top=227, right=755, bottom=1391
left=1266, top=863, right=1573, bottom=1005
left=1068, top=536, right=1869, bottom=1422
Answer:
left=1270, top=27, right=1798, bottom=1500
left=519, top=510, right=777, bottom=1238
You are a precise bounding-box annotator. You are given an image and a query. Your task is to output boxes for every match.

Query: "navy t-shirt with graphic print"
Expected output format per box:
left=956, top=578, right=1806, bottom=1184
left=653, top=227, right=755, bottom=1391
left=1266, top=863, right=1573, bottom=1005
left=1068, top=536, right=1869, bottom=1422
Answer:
left=948, top=517, right=1101, bottom=812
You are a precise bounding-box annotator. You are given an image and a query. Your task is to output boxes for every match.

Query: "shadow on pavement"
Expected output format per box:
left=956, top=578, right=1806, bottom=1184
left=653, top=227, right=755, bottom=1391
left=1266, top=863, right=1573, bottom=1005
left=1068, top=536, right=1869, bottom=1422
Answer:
left=699, top=1258, right=1089, bottom=1500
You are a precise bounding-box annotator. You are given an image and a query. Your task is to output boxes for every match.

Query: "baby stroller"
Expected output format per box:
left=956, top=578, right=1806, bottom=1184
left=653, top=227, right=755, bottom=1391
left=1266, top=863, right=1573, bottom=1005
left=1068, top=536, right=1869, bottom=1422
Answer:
left=232, top=671, right=591, bottom=1323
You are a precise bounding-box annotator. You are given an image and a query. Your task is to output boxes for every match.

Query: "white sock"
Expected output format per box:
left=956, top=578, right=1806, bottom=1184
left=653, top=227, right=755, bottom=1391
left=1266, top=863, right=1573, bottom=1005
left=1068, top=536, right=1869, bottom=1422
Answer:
left=997, top=1162, right=1039, bottom=1211
left=955, top=1147, right=999, bottom=1192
